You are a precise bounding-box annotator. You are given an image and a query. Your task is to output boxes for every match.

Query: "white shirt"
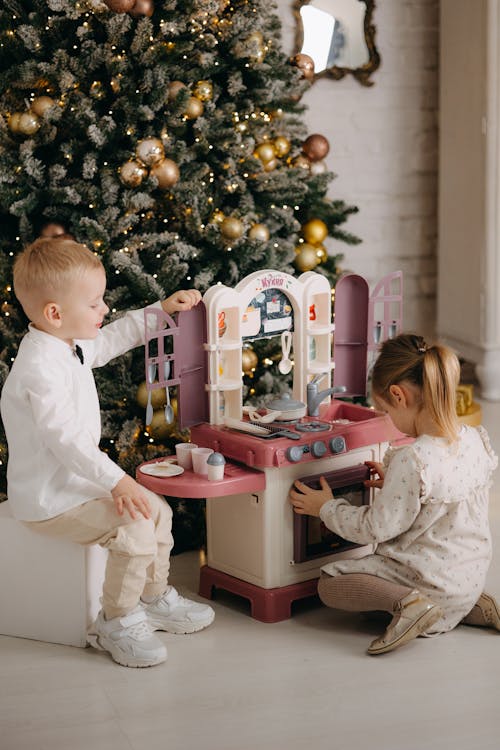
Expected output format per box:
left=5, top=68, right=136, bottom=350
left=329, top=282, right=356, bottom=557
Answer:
left=0, top=303, right=161, bottom=521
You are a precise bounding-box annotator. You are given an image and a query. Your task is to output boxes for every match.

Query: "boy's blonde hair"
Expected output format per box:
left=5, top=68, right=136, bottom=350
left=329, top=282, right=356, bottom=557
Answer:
left=13, top=237, right=103, bottom=309
left=371, top=333, right=460, bottom=441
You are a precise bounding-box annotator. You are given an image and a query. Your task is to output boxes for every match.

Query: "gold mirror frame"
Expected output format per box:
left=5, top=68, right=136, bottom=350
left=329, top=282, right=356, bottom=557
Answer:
left=294, top=0, right=380, bottom=87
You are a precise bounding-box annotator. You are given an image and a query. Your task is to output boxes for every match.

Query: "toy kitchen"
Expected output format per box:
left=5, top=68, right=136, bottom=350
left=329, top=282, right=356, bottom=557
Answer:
left=137, top=268, right=403, bottom=622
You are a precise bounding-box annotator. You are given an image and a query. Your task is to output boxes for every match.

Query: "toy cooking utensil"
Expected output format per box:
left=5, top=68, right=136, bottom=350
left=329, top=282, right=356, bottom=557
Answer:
left=278, top=331, right=293, bottom=374
left=223, top=417, right=300, bottom=440
left=242, top=406, right=281, bottom=423
left=267, top=392, right=307, bottom=421
left=163, top=360, right=174, bottom=424
left=146, top=362, right=156, bottom=426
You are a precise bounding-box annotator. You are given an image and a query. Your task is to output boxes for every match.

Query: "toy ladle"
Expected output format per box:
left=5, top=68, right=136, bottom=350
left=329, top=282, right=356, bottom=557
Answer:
left=278, top=331, right=293, bottom=375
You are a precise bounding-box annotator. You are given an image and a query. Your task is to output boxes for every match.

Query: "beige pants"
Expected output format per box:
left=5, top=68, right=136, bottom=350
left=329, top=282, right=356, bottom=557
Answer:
left=24, top=489, right=173, bottom=620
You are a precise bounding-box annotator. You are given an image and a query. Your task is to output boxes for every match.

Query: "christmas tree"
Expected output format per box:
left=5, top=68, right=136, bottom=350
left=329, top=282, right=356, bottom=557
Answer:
left=0, top=0, right=360, bottom=544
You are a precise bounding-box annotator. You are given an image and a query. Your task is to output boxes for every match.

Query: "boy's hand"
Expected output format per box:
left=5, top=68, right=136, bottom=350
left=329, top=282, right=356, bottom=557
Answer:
left=111, top=475, right=152, bottom=520
left=288, top=477, right=333, bottom=517
left=364, top=460, right=385, bottom=489
left=162, top=289, right=202, bottom=314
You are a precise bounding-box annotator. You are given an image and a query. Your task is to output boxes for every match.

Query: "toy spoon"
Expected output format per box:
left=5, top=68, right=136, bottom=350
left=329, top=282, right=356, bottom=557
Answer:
left=146, top=362, right=156, bottom=426
left=163, top=360, right=174, bottom=424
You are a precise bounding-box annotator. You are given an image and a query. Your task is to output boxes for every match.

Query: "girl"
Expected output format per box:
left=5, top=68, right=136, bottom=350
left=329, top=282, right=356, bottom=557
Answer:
left=289, top=334, right=499, bottom=655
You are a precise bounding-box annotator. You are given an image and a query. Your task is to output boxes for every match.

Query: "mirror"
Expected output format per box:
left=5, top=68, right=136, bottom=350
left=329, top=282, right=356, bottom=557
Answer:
left=295, top=0, right=380, bottom=86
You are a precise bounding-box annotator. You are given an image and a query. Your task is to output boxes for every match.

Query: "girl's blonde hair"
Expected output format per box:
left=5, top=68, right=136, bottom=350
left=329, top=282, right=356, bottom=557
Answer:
left=13, top=237, right=103, bottom=305
left=371, top=333, right=460, bottom=441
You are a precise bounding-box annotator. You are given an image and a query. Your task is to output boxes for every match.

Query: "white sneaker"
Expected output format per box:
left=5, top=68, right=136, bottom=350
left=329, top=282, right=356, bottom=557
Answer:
left=87, top=606, right=167, bottom=668
left=142, top=587, right=215, bottom=634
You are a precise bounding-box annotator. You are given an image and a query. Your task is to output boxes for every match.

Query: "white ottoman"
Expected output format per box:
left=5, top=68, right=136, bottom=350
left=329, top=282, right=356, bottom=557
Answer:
left=0, top=501, right=107, bottom=647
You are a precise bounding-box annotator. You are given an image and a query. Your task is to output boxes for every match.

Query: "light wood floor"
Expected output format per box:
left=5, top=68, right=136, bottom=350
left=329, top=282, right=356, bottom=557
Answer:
left=2, top=400, right=500, bottom=750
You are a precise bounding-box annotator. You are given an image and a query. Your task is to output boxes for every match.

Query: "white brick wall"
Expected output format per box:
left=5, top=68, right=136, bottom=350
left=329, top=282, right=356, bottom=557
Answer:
left=277, top=0, right=439, bottom=336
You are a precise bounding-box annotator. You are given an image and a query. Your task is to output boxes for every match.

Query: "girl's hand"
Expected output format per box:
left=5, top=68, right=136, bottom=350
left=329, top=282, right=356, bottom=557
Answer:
left=288, top=477, right=333, bottom=517
left=111, top=475, right=152, bottom=520
left=162, top=290, right=202, bottom=314
left=364, top=460, right=385, bottom=489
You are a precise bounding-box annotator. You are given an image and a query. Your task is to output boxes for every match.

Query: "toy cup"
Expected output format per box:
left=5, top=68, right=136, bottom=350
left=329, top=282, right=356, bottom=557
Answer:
left=192, top=447, right=214, bottom=476
left=175, top=443, right=198, bottom=470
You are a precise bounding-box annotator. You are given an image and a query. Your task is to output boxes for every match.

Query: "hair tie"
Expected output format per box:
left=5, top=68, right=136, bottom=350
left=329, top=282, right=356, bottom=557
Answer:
left=418, top=345, right=427, bottom=354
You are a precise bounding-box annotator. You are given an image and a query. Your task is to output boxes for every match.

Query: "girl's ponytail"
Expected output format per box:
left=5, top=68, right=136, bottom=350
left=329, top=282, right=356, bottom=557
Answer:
left=421, top=344, right=460, bottom=441
left=372, top=334, right=460, bottom=441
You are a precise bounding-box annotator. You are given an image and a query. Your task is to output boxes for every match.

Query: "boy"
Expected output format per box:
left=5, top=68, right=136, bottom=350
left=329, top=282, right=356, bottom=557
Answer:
left=0, top=237, right=214, bottom=668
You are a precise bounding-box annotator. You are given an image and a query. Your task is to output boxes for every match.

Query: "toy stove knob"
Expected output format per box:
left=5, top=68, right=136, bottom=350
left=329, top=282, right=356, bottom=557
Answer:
left=330, top=436, right=346, bottom=454
left=286, top=445, right=305, bottom=463
left=311, top=440, right=327, bottom=458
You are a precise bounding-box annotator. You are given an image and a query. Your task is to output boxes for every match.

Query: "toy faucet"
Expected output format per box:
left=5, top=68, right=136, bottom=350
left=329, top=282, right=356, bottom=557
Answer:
left=306, top=374, right=347, bottom=417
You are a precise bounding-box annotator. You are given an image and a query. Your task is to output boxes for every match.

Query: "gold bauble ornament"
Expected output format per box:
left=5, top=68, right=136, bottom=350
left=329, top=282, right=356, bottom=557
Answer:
left=302, top=134, right=330, bottom=162
left=249, top=223, right=270, bottom=242
left=291, top=53, right=315, bottom=81
left=170, top=395, right=178, bottom=418
left=291, top=154, right=311, bottom=170
left=303, top=218, right=328, bottom=245
left=147, top=409, right=176, bottom=440
left=246, top=32, right=266, bottom=62
left=274, top=136, right=291, bottom=158
left=294, top=244, right=320, bottom=272
left=220, top=216, right=244, bottom=240
left=136, top=381, right=166, bottom=410
left=18, top=111, right=40, bottom=135
left=184, top=96, right=204, bottom=119
left=315, top=244, right=328, bottom=263
left=136, top=137, right=164, bottom=166
left=193, top=80, right=213, bottom=102
left=234, top=32, right=265, bottom=62
left=310, top=160, right=327, bottom=176
left=104, top=0, right=136, bottom=11
left=120, top=159, right=148, bottom=187
left=130, top=0, right=154, bottom=17
left=150, top=158, right=180, bottom=189
left=31, top=96, right=55, bottom=116
left=263, top=158, right=278, bottom=172
left=254, top=142, right=275, bottom=164
left=8, top=112, right=23, bottom=133
left=242, top=347, right=258, bottom=374
left=167, top=81, right=186, bottom=101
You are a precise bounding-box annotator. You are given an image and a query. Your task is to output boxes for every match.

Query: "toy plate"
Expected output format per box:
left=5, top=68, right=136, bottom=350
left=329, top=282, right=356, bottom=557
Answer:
left=139, top=461, right=184, bottom=477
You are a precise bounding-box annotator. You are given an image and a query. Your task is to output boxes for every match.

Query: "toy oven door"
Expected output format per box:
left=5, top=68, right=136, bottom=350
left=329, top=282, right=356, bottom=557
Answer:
left=293, top=464, right=371, bottom=564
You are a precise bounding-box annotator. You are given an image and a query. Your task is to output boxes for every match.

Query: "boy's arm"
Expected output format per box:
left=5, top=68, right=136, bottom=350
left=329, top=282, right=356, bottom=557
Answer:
left=82, top=290, right=202, bottom=368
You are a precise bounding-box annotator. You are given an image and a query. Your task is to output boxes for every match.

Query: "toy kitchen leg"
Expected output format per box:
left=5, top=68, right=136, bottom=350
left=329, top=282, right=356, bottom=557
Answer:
left=199, top=567, right=319, bottom=623
left=199, top=446, right=381, bottom=623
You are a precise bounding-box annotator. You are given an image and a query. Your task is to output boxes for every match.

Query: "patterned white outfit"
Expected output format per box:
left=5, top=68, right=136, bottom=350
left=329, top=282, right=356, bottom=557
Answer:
left=319, top=426, right=497, bottom=633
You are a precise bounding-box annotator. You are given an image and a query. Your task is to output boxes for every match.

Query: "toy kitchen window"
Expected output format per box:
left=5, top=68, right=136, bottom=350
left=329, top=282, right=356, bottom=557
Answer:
left=241, top=288, right=294, bottom=341
left=293, top=463, right=371, bottom=563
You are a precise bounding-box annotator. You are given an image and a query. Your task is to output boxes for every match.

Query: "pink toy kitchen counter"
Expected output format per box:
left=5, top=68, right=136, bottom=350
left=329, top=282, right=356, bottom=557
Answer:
left=136, top=458, right=266, bottom=498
